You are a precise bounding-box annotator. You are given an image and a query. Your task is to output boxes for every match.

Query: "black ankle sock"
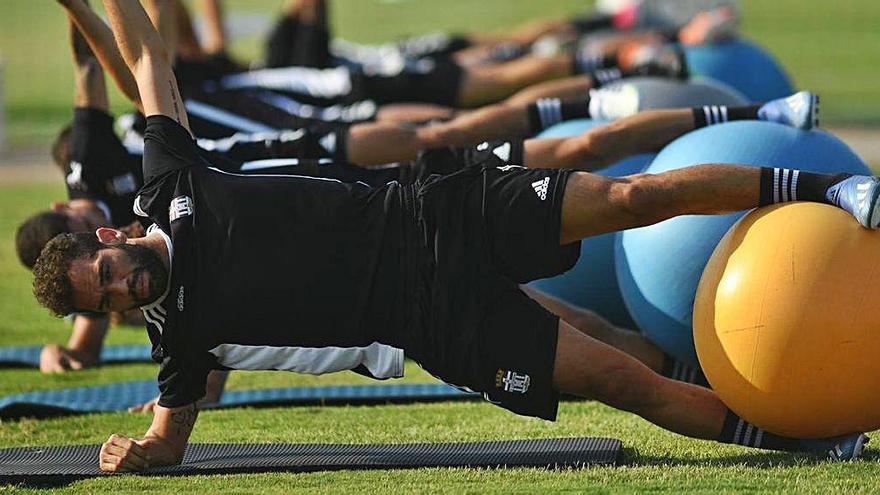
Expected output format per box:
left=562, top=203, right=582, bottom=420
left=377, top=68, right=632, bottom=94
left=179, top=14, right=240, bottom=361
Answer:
left=759, top=167, right=852, bottom=206
left=718, top=410, right=802, bottom=451
left=692, top=104, right=761, bottom=128
left=573, top=50, right=619, bottom=76
left=526, top=98, right=592, bottom=134
left=661, top=355, right=710, bottom=388
left=570, top=14, right=615, bottom=34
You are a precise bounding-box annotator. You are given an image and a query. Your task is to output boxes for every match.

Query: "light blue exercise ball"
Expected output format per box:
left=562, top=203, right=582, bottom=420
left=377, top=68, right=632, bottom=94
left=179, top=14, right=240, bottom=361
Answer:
left=682, top=38, right=794, bottom=102
left=601, top=76, right=749, bottom=110
left=530, top=119, right=654, bottom=328
left=616, top=121, right=870, bottom=364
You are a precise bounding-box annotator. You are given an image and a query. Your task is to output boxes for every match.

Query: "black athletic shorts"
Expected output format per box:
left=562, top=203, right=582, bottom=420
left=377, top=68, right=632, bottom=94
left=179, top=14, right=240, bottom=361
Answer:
left=357, top=57, right=464, bottom=106
left=405, top=165, right=580, bottom=421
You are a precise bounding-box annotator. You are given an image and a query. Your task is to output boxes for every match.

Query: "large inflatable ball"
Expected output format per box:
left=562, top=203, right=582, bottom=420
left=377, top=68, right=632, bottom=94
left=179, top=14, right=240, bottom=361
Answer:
left=682, top=39, right=794, bottom=102
left=694, top=203, right=880, bottom=438
left=600, top=76, right=748, bottom=110
left=530, top=119, right=653, bottom=328
left=616, top=121, right=870, bottom=364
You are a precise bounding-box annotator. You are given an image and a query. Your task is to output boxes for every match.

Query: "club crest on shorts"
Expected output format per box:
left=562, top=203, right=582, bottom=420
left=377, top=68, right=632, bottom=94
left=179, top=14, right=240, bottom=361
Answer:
left=495, top=369, right=531, bottom=394
left=169, top=195, right=194, bottom=222
left=532, top=177, right=550, bottom=201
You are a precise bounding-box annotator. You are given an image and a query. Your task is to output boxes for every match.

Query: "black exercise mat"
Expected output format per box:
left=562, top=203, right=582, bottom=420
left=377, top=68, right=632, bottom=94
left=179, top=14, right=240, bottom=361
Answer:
left=0, top=381, right=476, bottom=419
left=0, top=437, right=621, bottom=485
left=0, top=345, right=153, bottom=368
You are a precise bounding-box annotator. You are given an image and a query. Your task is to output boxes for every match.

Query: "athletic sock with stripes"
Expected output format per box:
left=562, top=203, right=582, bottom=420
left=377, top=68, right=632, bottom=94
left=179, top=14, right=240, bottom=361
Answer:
left=717, top=410, right=801, bottom=451
left=526, top=98, right=592, bottom=134
left=661, top=355, right=710, bottom=388
left=759, top=167, right=852, bottom=206
left=573, top=50, right=619, bottom=76
left=692, top=104, right=761, bottom=128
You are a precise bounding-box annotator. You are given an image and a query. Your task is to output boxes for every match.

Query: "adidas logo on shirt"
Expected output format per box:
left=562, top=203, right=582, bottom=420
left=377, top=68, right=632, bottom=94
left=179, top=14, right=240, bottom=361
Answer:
left=532, top=177, right=550, bottom=201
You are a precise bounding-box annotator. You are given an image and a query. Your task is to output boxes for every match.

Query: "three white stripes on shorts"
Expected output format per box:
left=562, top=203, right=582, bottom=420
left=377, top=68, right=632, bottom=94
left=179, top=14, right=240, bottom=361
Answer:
left=772, top=167, right=800, bottom=203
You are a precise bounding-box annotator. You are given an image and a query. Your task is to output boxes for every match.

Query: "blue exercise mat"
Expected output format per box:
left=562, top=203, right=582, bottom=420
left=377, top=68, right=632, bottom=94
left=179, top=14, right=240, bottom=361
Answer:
left=0, top=344, right=153, bottom=368
left=0, top=381, right=476, bottom=419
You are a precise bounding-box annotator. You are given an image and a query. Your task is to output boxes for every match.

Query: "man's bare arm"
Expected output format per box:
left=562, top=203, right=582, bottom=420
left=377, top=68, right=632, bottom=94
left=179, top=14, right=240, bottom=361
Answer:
left=198, top=0, right=227, bottom=55
left=39, top=314, right=110, bottom=373
left=68, top=12, right=109, bottom=111
left=99, top=401, right=198, bottom=472
left=101, top=0, right=191, bottom=133
left=61, top=0, right=142, bottom=111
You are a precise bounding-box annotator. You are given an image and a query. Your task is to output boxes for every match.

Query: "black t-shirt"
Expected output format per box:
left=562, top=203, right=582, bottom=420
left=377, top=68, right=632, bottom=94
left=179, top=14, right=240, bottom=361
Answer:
left=67, top=108, right=144, bottom=226
left=137, top=116, right=413, bottom=407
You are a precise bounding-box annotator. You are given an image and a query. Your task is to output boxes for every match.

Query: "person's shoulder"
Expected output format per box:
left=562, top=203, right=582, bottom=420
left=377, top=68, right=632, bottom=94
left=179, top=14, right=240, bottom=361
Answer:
left=72, top=107, right=115, bottom=129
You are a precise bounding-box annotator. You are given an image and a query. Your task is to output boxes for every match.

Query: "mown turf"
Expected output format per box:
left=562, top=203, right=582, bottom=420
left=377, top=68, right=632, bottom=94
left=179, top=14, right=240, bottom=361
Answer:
left=2, top=2, right=880, bottom=493
left=2, top=184, right=880, bottom=495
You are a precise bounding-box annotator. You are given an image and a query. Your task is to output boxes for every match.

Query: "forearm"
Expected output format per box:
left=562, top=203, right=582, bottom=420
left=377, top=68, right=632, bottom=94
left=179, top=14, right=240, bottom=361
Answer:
left=200, top=370, right=230, bottom=404
left=66, top=315, right=110, bottom=362
left=64, top=0, right=142, bottom=110
left=174, top=0, right=205, bottom=61
left=198, top=0, right=227, bottom=54
left=146, top=402, right=199, bottom=462
left=103, top=0, right=169, bottom=72
left=73, top=60, right=109, bottom=111
left=102, top=0, right=191, bottom=130
left=144, top=0, right=178, bottom=63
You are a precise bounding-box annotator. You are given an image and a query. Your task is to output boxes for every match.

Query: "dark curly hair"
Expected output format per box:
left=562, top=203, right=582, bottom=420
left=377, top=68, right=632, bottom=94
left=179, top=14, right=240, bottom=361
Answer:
left=32, top=232, right=104, bottom=317
left=15, top=211, right=71, bottom=269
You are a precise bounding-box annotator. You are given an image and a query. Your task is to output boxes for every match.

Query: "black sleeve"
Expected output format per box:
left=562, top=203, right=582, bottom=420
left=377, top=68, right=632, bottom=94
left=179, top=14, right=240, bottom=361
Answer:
left=156, top=352, right=213, bottom=408
left=143, top=115, right=205, bottom=183
left=67, top=107, right=131, bottom=200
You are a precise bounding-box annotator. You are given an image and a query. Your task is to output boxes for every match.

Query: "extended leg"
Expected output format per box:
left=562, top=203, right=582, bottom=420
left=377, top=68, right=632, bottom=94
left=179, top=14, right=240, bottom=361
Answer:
left=552, top=321, right=861, bottom=456
left=457, top=54, right=574, bottom=107
left=553, top=320, right=725, bottom=439
left=523, top=286, right=664, bottom=371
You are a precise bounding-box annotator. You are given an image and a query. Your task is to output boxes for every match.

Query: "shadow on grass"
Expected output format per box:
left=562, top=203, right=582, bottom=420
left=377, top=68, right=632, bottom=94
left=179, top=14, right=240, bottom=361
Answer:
left=620, top=446, right=880, bottom=468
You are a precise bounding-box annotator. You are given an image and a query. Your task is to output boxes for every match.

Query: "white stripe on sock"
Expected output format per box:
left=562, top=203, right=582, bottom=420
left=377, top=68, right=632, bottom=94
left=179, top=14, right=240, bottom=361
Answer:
left=711, top=106, right=720, bottom=124
left=791, top=170, right=799, bottom=201
left=782, top=168, right=790, bottom=202
left=753, top=428, right=764, bottom=448
left=773, top=168, right=781, bottom=204
left=703, top=106, right=713, bottom=125
left=720, top=106, right=729, bottom=122
left=743, top=424, right=754, bottom=446
left=733, top=419, right=745, bottom=444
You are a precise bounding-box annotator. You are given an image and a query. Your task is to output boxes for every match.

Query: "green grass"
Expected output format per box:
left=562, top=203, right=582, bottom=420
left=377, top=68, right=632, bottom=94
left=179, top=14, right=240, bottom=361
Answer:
left=0, top=0, right=879, bottom=147
left=3, top=190, right=880, bottom=494
left=2, top=2, right=880, bottom=492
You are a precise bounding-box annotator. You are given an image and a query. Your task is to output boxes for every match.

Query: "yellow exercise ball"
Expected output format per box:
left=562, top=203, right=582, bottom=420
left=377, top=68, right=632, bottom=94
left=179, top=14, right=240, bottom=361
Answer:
left=694, top=202, right=880, bottom=438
